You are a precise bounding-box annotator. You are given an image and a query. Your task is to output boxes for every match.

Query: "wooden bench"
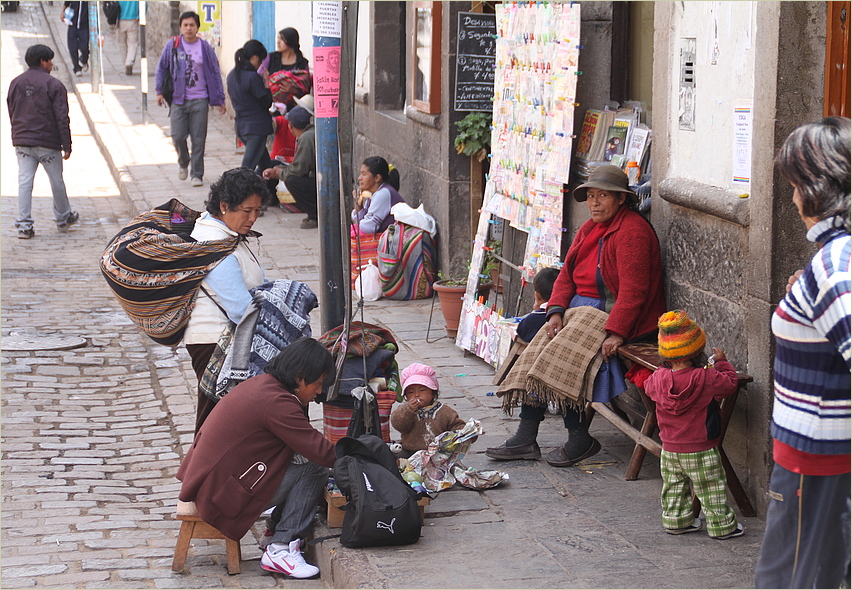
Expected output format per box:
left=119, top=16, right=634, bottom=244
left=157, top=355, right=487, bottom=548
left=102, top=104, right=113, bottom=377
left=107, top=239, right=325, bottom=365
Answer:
left=589, top=342, right=755, bottom=517
left=172, top=500, right=242, bottom=575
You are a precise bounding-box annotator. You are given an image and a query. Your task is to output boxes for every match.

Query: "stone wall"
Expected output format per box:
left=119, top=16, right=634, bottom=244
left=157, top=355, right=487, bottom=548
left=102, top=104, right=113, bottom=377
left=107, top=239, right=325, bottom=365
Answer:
left=145, top=1, right=180, bottom=61
left=652, top=1, right=828, bottom=514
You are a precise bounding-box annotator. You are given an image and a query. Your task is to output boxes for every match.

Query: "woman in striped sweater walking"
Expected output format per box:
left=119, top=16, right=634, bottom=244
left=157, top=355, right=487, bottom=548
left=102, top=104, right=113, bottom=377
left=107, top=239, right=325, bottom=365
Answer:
left=754, top=116, right=851, bottom=589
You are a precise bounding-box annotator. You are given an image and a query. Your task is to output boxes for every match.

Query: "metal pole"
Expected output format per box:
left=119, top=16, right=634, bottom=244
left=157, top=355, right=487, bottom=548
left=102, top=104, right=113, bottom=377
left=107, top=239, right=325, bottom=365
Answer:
left=338, top=1, right=358, bottom=328
left=88, top=2, right=99, bottom=93
left=313, top=1, right=346, bottom=333
left=140, top=1, right=148, bottom=124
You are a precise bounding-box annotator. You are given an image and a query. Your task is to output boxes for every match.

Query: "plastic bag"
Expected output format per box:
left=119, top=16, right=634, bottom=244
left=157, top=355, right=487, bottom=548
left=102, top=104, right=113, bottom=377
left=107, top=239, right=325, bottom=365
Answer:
left=390, top=203, right=437, bottom=237
left=407, top=419, right=508, bottom=492
left=354, top=260, right=383, bottom=301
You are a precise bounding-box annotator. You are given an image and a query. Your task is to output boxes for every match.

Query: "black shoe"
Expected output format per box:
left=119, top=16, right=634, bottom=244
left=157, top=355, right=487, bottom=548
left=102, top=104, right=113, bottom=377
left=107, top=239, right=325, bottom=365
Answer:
left=485, top=441, right=541, bottom=461
left=125, top=65, right=133, bottom=76
left=544, top=437, right=601, bottom=467
left=57, top=211, right=79, bottom=232
left=300, top=218, right=318, bottom=229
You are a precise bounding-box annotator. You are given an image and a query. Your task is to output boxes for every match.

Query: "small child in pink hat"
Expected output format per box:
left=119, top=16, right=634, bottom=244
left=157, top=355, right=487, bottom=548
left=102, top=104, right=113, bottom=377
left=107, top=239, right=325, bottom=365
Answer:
left=391, top=363, right=467, bottom=457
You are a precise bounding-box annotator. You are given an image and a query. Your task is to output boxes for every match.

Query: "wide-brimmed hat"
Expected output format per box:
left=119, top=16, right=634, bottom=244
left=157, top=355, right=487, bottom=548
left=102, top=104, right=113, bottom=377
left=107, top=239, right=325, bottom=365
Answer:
left=573, top=164, right=638, bottom=204
left=293, top=94, right=314, bottom=116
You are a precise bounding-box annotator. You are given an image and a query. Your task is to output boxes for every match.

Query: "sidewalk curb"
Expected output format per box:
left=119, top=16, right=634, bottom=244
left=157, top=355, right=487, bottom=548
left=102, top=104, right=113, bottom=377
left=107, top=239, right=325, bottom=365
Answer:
left=41, top=2, right=153, bottom=217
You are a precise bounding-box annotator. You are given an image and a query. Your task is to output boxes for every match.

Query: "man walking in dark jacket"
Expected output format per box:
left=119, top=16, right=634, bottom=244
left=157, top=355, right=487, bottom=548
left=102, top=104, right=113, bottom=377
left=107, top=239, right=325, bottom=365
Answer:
left=6, top=45, right=79, bottom=239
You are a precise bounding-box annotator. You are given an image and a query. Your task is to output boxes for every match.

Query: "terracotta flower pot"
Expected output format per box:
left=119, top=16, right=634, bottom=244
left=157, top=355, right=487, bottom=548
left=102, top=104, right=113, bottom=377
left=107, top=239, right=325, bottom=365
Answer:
left=433, top=280, right=466, bottom=337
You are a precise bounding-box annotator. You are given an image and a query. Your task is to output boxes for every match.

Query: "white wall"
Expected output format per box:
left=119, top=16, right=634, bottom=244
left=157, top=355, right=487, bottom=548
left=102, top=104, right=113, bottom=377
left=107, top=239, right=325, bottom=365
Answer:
left=274, top=1, right=313, bottom=63
left=667, top=1, right=757, bottom=190
left=355, top=1, right=370, bottom=90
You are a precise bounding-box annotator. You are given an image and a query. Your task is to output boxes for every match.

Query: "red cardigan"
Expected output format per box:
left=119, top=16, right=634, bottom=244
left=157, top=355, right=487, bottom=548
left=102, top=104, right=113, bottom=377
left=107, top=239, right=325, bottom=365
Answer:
left=177, top=373, right=335, bottom=541
left=547, top=206, right=666, bottom=341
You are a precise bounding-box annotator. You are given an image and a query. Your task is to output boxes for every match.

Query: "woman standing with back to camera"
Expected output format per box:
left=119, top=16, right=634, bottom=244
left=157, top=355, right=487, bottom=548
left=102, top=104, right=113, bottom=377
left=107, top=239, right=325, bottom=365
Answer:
left=226, top=40, right=273, bottom=175
left=754, top=116, right=850, bottom=589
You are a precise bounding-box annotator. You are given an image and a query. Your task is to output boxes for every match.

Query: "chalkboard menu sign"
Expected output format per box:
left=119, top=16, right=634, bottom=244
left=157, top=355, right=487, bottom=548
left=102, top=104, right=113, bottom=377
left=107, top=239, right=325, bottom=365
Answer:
left=454, top=12, right=496, bottom=112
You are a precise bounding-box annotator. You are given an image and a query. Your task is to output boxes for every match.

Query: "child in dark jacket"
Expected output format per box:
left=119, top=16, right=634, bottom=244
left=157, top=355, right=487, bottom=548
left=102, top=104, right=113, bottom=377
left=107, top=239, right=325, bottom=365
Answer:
left=391, top=363, right=466, bottom=456
left=644, top=310, right=744, bottom=540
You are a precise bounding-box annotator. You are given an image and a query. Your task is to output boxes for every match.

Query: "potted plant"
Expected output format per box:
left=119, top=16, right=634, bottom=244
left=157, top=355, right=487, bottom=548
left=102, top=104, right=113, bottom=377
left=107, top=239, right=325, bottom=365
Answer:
left=453, top=111, right=492, bottom=162
left=434, top=271, right=493, bottom=337
left=483, top=239, right=503, bottom=293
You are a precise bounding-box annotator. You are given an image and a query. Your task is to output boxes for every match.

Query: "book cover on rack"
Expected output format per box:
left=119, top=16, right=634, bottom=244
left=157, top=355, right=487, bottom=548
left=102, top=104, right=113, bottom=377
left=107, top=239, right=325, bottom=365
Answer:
left=588, top=109, right=616, bottom=161
left=603, top=120, right=630, bottom=161
left=625, top=126, right=651, bottom=166
left=575, top=109, right=601, bottom=160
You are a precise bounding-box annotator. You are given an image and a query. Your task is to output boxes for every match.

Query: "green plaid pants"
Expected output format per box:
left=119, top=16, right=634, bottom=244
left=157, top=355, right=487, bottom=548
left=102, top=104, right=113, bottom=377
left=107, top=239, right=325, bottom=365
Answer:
left=660, top=447, right=738, bottom=537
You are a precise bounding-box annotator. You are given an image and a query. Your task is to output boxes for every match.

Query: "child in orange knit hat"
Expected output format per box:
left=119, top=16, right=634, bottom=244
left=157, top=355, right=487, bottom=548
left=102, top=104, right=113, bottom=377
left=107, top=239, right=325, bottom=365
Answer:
left=643, top=310, right=745, bottom=540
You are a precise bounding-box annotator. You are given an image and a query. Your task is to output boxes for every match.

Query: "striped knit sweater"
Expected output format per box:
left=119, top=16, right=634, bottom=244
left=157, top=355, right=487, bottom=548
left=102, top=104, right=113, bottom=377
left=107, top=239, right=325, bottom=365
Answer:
left=771, top=216, right=851, bottom=456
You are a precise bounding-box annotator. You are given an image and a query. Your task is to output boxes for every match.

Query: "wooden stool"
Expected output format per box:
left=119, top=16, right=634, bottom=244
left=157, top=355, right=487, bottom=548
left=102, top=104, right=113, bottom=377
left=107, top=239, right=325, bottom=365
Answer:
left=172, top=500, right=241, bottom=575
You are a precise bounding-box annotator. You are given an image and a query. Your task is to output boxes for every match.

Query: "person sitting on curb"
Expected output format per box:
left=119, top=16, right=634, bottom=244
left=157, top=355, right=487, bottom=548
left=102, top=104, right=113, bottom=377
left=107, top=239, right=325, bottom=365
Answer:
left=262, top=106, right=317, bottom=229
left=177, top=337, right=336, bottom=579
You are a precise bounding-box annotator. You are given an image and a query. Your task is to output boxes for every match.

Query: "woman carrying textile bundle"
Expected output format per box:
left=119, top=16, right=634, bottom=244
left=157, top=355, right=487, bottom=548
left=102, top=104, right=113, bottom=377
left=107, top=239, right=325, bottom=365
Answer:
left=487, top=165, right=666, bottom=467
left=184, top=168, right=268, bottom=433
left=754, top=116, right=850, bottom=589
left=351, top=156, right=406, bottom=236
left=226, top=40, right=273, bottom=176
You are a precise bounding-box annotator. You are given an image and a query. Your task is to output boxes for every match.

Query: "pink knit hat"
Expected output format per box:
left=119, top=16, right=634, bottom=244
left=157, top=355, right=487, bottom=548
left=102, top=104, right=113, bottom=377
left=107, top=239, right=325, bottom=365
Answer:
left=401, top=363, right=439, bottom=394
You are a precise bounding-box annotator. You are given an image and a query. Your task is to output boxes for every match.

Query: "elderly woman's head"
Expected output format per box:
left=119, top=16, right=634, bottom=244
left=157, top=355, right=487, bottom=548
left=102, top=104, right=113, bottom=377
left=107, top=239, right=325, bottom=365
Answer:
left=205, top=168, right=268, bottom=235
left=265, top=337, right=334, bottom=405
left=776, top=116, right=850, bottom=232
left=572, top=165, right=637, bottom=224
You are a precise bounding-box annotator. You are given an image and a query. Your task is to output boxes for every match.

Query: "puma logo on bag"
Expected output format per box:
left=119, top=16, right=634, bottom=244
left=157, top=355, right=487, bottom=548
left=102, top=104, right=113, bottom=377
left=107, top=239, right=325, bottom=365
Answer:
left=376, top=518, right=396, bottom=534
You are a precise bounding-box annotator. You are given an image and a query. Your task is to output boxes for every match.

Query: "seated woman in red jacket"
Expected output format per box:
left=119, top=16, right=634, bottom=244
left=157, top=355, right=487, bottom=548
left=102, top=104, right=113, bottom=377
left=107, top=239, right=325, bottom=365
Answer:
left=177, top=337, right=335, bottom=579
left=486, top=165, right=666, bottom=467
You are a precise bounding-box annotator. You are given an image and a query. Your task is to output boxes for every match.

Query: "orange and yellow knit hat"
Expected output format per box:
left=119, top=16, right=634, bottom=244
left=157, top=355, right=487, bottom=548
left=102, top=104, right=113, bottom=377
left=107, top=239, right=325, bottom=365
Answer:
left=658, top=310, right=706, bottom=360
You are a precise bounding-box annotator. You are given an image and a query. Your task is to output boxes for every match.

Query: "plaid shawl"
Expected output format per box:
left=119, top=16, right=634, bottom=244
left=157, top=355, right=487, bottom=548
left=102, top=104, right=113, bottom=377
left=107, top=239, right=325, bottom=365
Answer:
left=99, top=199, right=239, bottom=346
left=200, top=280, right=318, bottom=401
left=496, top=306, right=609, bottom=414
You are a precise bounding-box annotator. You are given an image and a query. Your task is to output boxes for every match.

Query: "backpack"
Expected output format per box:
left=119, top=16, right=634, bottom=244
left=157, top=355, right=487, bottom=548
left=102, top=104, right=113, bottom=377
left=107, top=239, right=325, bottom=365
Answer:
left=99, top=199, right=239, bottom=346
left=102, top=1, right=120, bottom=25
left=377, top=222, right=437, bottom=300
left=333, top=434, right=423, bottom=548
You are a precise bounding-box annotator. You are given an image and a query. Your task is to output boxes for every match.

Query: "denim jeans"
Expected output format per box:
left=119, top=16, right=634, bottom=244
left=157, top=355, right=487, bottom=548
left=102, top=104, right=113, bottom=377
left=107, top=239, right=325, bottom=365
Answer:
left=239, top=133, right=272, bottom=174
left=15, top=147, right=74, bottom=231
left=264, top=460, right=329, bottom=545
left=170, top=98, right=209, bottom=179
left=67, top=26, right=89, bottom=72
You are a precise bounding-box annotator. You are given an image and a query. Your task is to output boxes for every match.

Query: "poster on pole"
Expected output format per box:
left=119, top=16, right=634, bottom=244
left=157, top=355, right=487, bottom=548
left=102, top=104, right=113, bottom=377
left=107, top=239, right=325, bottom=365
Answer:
left=197, top=1, right=221, bottom=46
left=313, top=46, right=341, bottom=118
left=313, top=1, right=342, bottom=38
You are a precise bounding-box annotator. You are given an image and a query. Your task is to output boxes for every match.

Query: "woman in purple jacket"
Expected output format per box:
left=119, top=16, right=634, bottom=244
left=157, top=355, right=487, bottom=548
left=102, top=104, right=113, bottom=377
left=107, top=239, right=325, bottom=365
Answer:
left=351, top=156, right=406, bottom=235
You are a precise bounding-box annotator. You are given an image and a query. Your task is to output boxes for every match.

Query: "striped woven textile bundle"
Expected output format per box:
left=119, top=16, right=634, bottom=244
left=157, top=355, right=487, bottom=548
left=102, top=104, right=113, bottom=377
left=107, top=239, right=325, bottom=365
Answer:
left=100, top=199, right=239, bottom=346
left=350, top=232, right=381, bottom=288
left=323, top=391, right=396, bottom=444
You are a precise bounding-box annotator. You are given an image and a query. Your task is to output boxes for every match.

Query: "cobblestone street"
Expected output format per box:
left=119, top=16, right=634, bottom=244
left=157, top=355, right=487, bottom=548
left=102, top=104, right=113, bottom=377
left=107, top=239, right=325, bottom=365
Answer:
left=0, top=4, right=322, bottom=588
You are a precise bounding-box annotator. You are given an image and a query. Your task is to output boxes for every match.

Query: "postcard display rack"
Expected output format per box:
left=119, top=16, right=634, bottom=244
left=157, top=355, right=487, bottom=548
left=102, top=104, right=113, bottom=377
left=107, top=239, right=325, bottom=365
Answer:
left=456, top=2, right=582, bottom=367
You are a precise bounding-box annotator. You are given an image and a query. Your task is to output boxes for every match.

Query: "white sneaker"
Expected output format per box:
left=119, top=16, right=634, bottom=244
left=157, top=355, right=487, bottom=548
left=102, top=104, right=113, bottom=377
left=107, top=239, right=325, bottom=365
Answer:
left=191, top=177, right=203, bottom=187
left=260, top=539, right=319, bottom=579
left=178, top=167, right=188, bottom=181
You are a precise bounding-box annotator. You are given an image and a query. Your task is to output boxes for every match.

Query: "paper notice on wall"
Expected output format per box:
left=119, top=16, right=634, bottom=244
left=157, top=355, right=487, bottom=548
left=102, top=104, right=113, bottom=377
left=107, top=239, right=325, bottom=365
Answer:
left=313, top=46, right=341, bottom=118
left=732, top=105, right=752, bottom=185
left=312, top=1, right=342, bottom=38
